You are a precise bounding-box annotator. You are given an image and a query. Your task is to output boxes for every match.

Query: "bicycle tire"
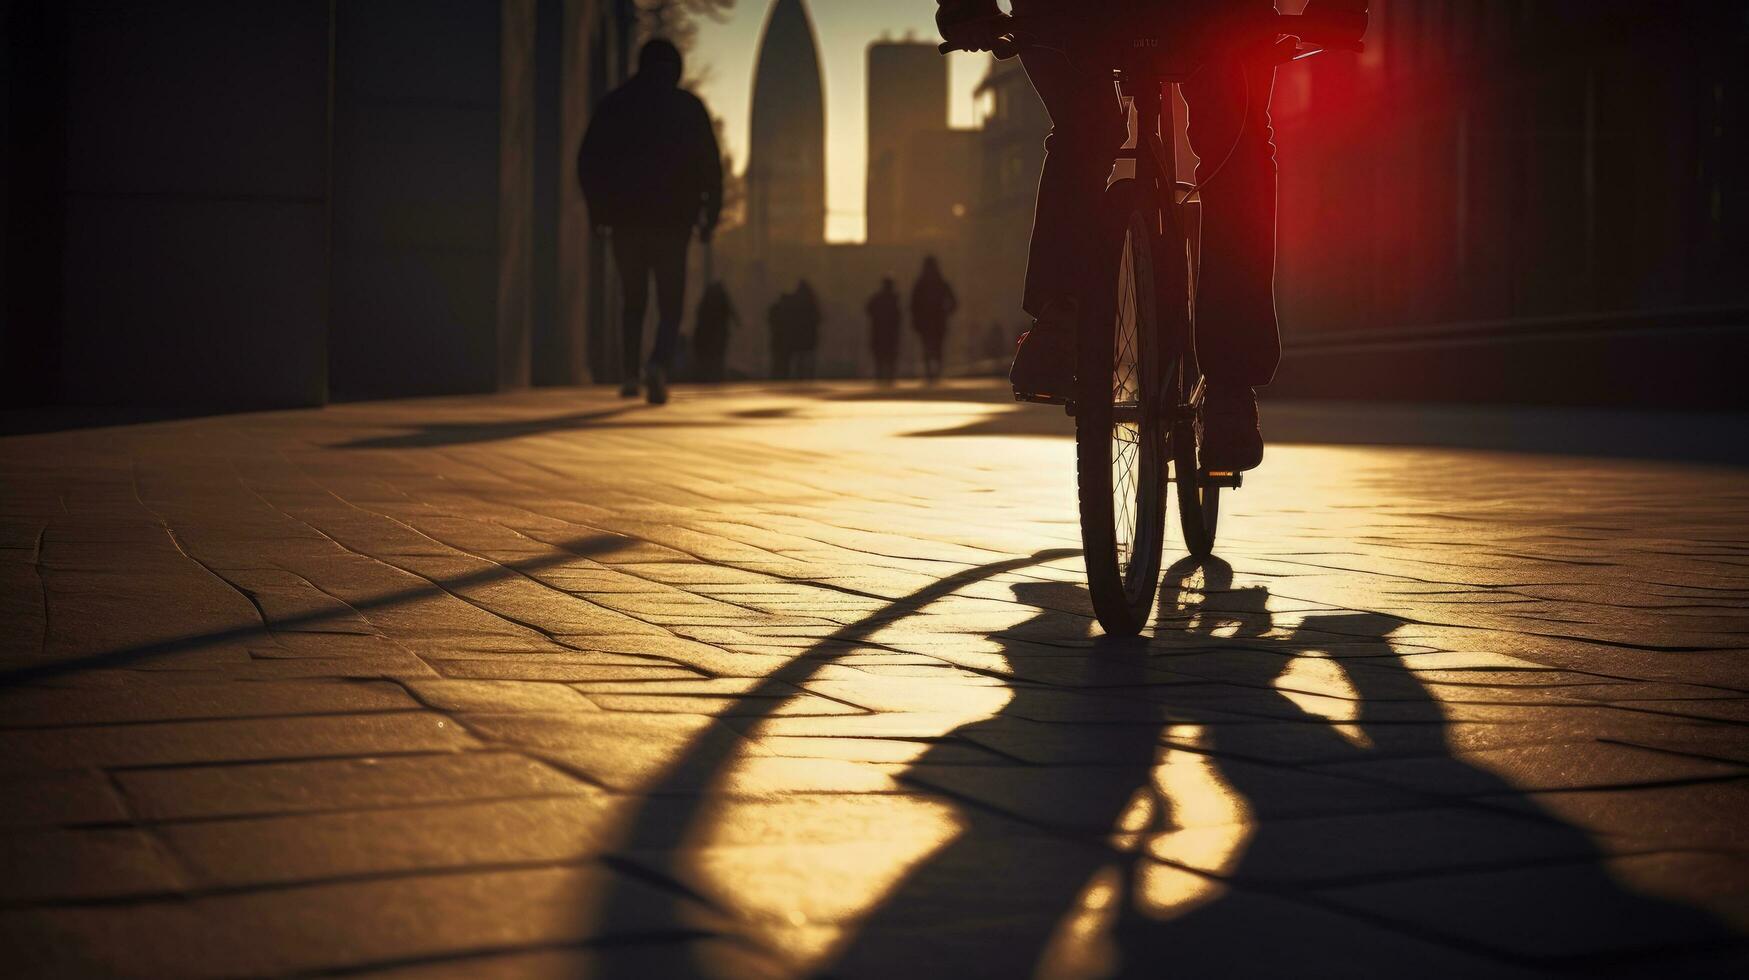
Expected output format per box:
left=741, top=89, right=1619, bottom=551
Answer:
left=1174, top=410, right=1221, bottom=557
left=1076, top=183, right=1167, bottom=636
left=1168, top=226, right=1220, bottom=558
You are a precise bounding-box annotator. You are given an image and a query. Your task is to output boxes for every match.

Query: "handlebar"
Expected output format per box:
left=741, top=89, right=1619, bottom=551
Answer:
left=938, top=12, right=1365, bottom=62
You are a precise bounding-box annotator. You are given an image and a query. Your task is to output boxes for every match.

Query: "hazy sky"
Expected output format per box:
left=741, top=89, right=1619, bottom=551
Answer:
left=690, top=1, right=988, bottom=243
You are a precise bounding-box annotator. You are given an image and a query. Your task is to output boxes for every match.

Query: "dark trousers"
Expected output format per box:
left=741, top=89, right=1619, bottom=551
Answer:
left=1017, top=1, right=1282, bottom=386
left=611, top=226, right=690, bottom=379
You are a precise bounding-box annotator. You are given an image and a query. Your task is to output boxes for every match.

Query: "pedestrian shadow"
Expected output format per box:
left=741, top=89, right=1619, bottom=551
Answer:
left=329, top=405, right=662, bottom=450
left=584, top=551, right=1741, bottom=975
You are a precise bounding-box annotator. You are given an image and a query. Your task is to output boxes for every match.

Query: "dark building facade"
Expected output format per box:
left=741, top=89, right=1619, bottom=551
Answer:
left=866, top=40, right=977, bottom=248
left=1272, top=0, right=1749, bottom=336
left=866, top=40, right=946, bottom=246
left=2, top=0, right=633, bottom=412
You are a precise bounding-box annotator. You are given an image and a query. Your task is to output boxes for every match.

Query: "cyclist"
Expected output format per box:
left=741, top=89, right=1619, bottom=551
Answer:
left=936, top=1, right=1367, bottom=471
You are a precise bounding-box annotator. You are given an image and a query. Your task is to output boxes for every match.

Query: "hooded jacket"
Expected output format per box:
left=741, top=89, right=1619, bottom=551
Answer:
left=578, top=60, right=723, bottom=231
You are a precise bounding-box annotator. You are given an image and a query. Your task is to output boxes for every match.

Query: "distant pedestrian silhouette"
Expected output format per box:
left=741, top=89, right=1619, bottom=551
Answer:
left=692, top=281, right=736, bottom=383
left=867, top=277, right=903, bottom=384
left=578, top=38, right=722, bottom=406
left=768, top=292, right=792, bottom=379
left=769, top=282, right=822, bottom=380
left=789, top=280, right=821, bottom=380
left=910, top=255, right=957, bottom=385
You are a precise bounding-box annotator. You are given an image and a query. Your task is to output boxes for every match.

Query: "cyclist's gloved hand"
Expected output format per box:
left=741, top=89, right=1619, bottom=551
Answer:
left=1300, top=0, right=1369, bottom=48
left=936, top=0, right=1006, bottom=53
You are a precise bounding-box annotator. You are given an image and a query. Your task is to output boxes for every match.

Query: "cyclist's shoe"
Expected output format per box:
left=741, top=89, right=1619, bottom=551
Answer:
left=1202, top=385, right=1264, bottom=473
left=619, top=379, right=640, bottom=398
left=1010, top=301, right=1078, bottom=405
left=644, top=363, right=669, bottom=406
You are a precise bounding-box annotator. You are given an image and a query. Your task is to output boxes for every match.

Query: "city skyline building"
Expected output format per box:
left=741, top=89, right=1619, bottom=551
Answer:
left=865, top=40, right=946, bottom=245
left=745, top=0, right=827, bottom=251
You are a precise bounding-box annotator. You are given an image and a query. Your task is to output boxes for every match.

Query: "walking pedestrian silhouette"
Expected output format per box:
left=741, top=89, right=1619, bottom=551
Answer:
left=868, top=277, right=903, bottom=384
left=578, top=38, right=723, bottom=404
left=910, top=256, right=957, bottom=385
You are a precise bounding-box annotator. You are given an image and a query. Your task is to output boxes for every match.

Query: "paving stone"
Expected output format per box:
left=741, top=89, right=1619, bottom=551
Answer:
left=1479, top=778, right=1749, bottom=852
left=436, top=659, right=703, bottom=682
left=1320, top=851, right=1749, bottom=961
left=1312, top=740, right=1747, bottom=795
left=116, top=751, right=593, bottom=820
left=754, top=735, right=1003, bottom=765
left=458, top=711, right=852, bottom=792
left=0, top=678, right=418, bottom=727
left=0, top=712, right=478, bottom=772
left=900, top=760, right=1421, bottom=833
left=402, top=678, right=599, bottom=713
left=0, top=865, right=723, bottom=977
left=0, top=769, right=130, bottom=828
left=355, top=940, right=786, bottom=980
left=623, top=836, right=1115, bottom=929
left=1148, top=806, right=1607, bottom=884
left=163, top=794, right=623, bottom=888
left=0, top=827, right=183, bottom=902
left=825, top=860, right=1542, bottom=980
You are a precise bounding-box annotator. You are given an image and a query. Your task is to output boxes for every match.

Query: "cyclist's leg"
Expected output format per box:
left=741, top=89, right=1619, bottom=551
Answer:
left=1181, top=48, right=1281, bottom=388
left=1015, top=0, right=1126, bottom=320
left=647, top=229, right=691, bottom=372
left=610, top=228, right=654, bottom=382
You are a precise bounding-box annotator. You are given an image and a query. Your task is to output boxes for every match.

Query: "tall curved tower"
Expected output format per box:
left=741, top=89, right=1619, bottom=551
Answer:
left=747, top=0, right=826, bottom=249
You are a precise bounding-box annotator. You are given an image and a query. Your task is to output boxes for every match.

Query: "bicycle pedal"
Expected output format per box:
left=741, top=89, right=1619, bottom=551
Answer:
left=1013, top=391, right=1070, bottom=408
left=1204, top=470, right=1244, bottom=489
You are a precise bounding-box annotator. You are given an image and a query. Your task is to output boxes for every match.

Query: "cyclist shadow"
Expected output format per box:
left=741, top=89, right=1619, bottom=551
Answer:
left=825, top=559, right=1739, bottom=976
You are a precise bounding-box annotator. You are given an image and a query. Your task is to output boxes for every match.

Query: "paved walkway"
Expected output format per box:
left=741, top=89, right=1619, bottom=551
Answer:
left=2, top=382, right=1745, bottom=977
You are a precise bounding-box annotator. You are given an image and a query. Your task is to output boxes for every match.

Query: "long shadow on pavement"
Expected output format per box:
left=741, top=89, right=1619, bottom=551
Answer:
left=328, top=406, right=660, bottom=450
left=0, top=533, right=640, bottom=687
left=594, top=554, right=1741, bottom=976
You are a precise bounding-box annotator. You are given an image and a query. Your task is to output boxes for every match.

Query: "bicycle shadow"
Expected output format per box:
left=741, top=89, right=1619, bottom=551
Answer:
left=817, top=558, right=1740, bottom=976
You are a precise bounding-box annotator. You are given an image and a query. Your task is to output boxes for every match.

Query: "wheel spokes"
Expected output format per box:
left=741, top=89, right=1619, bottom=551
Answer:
left=1111, top=228, right=1143, bottom=575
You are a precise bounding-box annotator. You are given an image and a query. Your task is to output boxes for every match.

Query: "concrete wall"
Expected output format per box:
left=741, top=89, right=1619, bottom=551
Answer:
left=2, top=2, right=69, bottom=408
left=329, top=0, right=515, bottom=400
left=1270, top=314, right=1749, bottom=412
left=1, top=0, right=610, bottom=415
left=529, top=0, right=569, bottom=385
left=57, top=1, right=331, bottom=410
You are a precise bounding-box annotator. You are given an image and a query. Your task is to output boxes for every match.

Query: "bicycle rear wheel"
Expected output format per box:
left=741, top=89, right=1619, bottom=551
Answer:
left=1077, top=187, right=1167, bottom=636
left=1166, top=217, right=1219, bottom=559
left=1173, top=373, right=1221, bottom=558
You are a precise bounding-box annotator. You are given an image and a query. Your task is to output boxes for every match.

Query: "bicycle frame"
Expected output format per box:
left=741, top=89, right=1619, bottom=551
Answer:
left=1116, top=74, right=1204, bottom=421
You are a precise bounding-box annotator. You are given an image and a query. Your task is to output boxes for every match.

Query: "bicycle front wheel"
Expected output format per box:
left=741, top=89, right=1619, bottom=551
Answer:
left=1076, top=186, right=1167, bottom=636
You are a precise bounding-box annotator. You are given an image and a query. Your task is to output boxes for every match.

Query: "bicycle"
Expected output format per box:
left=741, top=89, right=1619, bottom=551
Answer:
left=944, top=13, right=1355, bottom=636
